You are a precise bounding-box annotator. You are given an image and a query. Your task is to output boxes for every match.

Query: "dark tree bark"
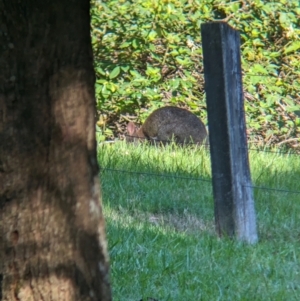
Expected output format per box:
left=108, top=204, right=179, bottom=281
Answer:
left=0, top=1, right=111, bottom=300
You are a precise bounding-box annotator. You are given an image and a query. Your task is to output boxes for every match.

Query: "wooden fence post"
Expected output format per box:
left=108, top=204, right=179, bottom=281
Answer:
left=201, top=22, right=258, bottom=244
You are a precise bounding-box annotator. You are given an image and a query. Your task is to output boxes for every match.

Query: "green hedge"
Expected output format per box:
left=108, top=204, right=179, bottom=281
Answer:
left=91, top=0, right=300, bottom=148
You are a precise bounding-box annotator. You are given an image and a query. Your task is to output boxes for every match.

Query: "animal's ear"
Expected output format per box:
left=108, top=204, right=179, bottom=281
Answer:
left=127, top=122, right=137, bottom=135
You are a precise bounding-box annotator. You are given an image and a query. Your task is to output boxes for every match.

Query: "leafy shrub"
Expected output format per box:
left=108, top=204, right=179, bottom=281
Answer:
left=91, top=0, right=300, bottom=148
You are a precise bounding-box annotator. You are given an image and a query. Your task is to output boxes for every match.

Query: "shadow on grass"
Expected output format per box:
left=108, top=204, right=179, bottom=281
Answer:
left=99, top=142, right=300, bottom=242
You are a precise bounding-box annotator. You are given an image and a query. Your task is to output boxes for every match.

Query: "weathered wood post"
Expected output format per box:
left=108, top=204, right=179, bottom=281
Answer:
left=201, top=22, right=258, bottom=244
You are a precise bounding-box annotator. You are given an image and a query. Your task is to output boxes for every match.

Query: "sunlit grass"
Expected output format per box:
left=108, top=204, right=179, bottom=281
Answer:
left=98, top=141, right=300, bottom=301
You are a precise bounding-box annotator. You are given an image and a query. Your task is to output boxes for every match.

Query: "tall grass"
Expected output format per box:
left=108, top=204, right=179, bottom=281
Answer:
left=98, top=142, right=300, bottom=301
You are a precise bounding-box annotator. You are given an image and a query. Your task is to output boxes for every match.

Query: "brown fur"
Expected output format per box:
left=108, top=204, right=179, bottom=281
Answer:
left=126, top=106, right=208, bottom=145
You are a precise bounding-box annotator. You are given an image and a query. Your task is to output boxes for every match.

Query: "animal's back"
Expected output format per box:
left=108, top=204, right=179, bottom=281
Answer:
left=142, top=106, right=207, bottom=144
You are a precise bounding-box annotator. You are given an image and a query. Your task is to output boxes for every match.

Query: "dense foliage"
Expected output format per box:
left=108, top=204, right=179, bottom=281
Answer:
left=91, top=0, right=300, bottom=148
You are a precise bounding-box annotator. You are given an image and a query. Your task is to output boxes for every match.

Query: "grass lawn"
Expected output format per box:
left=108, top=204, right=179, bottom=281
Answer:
left=98, top=142, right=300, bottom=301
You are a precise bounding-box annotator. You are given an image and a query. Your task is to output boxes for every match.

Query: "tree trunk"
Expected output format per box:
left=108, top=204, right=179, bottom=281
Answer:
left=0, top=1, right=111, bottom=300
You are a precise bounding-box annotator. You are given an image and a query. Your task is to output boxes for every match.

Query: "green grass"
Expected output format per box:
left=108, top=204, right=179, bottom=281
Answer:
left=98, top=142, right=300, bottom=301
